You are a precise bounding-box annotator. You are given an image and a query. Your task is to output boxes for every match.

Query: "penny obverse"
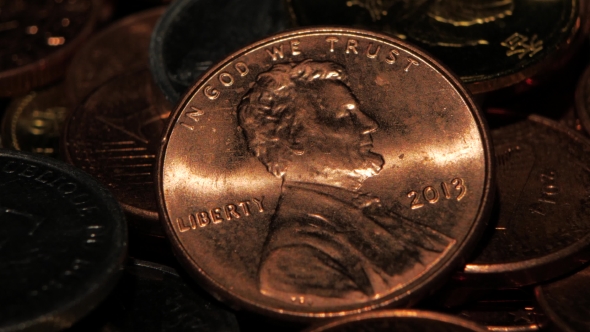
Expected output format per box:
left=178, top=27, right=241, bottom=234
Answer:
left=157, top=28, right=494, bottom=319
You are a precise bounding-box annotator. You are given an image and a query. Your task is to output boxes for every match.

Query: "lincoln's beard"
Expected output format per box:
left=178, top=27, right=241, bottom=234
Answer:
left=345, top=149, right=385, bottom=190
left=300, top=147, right=385, bottom=192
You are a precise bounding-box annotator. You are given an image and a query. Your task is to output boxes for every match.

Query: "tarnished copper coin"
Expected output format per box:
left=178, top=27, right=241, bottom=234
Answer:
left=157, top=28, right=494, bottom=319
left=462, top=116, right=590, bottom=286
left=535, top=264, right=590, bottom=332
left=288, top=0, right=583, bottom=94
left=305, top=310, right=487, bottom=332
left=0, top=0, right=101, bottom=97
left=64, top=7, right=163, bottom=106
left=1, top=83, right=68, bottom=158
left=63, top=69, right=170, bottom=236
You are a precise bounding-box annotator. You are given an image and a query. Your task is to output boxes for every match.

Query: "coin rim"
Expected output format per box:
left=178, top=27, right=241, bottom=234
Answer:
left=534, top=268, right=586, bottom=332
left=0, top=0, right=102, bottom=98
left=61, top=69, right=160, bottom=228
left=463, top=115, right=590, bottom=286
left=149, top=0, right=196, bottom=103
left=64, top=6, right=166, bottom=107
left=303, top=309, right=488, bottom=332
left=155, top=27, right=495, bottom=320
left=460, top=0, right=581, bottom=94
left=0, top=149, right=127, bottom=332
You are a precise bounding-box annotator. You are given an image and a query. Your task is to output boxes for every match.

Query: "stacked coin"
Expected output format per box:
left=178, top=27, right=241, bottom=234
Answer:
left=1, top=0, right=590, bottom=331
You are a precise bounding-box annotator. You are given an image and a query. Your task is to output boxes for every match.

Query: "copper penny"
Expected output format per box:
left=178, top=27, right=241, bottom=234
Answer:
left=64, top=7, right=163, bottom=107
left=63, top=68, right=171, bottom=236
left=157, top=28, right=494, bottom=319
left=535, top=264, right=590, bottom=332
left=462, top=116, right=590, bottom=286
left=305, top=310, right=487, bottom=332
left=1, top=83, right=68, bottom=158
left=0, top=0, right=101, bottom=97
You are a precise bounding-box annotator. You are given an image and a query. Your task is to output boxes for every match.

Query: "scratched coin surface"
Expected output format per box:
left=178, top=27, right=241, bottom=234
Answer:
left=0, top=0, right=100, bottom=97
left=157, top=28, right=494, bottom=318
left=63, top=68, right=170, bottom=236
left=1, top=83, right=68, bottom=158
left=462, top=116, right=590, bottom=286
left=0, top=150, right=126, bottom=332
left=305, top=310, right=487, bottom=332
left=64, top=7, right=163, bottom=106
left=288, top=0, right=582, bottom=94
left=149, top=0, right=290, bottom=102
left=535, top=264, right=590, bottom=332
left=69, top=259, right=240, bottom=332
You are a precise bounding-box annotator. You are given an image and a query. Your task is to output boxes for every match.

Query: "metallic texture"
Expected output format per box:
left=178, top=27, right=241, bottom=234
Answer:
left=157, top=27, right=494, bottom=319
left=63, top=68, right=170, bottom=236
left=69, top=259, right=240, bottom=331
left=288, top=0, right=581, bottom=94
left=463, top=116, right=590, bottom=286
left=64, top=7, right=164, bottom=107
left=1, top=83, right=68, bottom=158
left=305, top=310, right=487, bottom=331
left=149, top=0, right=290, bottom=103
left=0, top=150, right=127, bottom=332
left=0, top=0, right=100, bottom=97
left=535, top=264, right=590, bottom=332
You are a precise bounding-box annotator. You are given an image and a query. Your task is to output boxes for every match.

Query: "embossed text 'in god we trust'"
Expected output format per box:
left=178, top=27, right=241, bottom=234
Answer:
left=198, top=37, right=420, bottom=103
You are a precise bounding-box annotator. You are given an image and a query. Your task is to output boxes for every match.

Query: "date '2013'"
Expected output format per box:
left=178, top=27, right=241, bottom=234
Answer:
left=407, top=178, right=466, bottom=209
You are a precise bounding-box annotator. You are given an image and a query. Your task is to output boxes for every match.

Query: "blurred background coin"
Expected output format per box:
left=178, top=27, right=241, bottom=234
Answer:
left=575, top=65, right=590, bottom=136
left=63, top=68, right=170, bottom=237
left=64, top=7, right=164, bottom=107
left=157, top=27, right=493, bottom=319
left=535, top=264, right=590, bottom=332
left=288, top=0, right=585, bottom=95
left=462, top=116, right=590, bottom=286
left=0, top=0, right=101, bottom=97
left=305, top=310, right=487, bottom=332
left=149, top=0, right=290, bottom=103
left=1, top=83, right=68, bottom=158
left=0, top=150, right=126, bottom=331
left=67, top=259, right=240, bottom=332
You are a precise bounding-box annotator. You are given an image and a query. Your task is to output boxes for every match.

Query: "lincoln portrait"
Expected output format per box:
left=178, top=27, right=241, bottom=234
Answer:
left=238, top=60, right=454, bottom=303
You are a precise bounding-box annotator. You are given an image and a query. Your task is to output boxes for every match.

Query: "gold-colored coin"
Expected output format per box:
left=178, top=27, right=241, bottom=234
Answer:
left=1, top=83, right=68, bottom=158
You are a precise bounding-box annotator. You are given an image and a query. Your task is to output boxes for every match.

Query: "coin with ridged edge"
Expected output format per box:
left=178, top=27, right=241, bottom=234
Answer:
left=157, top=27, right=493, bottom=319
left=149, top=0, right=290, bottom=103
left=0, top=150, right=126, bottom=332
left=68, top=259, right=240, bottom=332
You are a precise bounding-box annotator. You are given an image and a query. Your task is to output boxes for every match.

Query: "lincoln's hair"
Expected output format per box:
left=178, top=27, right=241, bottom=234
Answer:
left=238, top=60, right=346, bottom=177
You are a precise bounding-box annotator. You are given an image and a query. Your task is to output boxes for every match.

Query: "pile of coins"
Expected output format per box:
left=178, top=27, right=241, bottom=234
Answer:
left=1, top=0, right=590, bottom=331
